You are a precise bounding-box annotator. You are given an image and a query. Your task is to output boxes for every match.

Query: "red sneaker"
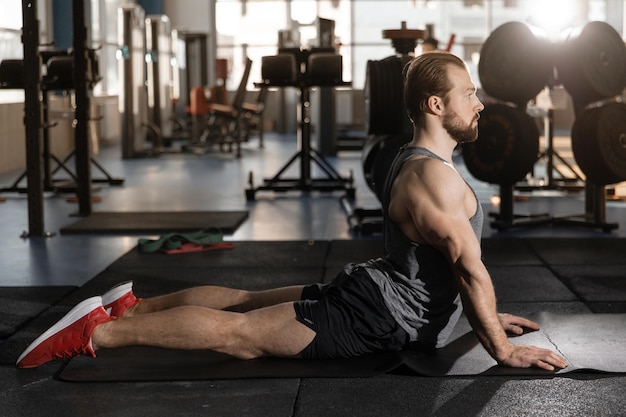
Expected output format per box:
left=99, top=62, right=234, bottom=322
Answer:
left=101, top=281, right=142, bottom=317
left=16, top=296, right=113, bottom=369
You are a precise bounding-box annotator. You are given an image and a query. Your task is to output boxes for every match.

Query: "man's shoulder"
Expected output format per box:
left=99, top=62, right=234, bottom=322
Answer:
left=400, top=157, right=461, bottom=186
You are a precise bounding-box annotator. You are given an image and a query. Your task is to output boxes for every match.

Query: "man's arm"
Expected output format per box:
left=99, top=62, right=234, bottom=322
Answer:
left=395, top=160, right=568, bottom=370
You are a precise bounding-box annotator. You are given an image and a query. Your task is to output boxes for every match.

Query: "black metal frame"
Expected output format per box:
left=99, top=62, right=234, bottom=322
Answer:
left=21, top=0, right=46, bottom=237
left=1, top=82, right=122, bottom=195
left=490, top=98, right=618, bottom=232
left=246, top=48, right=354, bottom=201
left=7, top=0, right=123, bottom=237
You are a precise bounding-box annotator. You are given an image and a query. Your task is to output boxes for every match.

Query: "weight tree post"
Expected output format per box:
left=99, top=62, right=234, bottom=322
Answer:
left=72, top=0, right=93, bottom=215
left=21, top=0, right=47, bottom=237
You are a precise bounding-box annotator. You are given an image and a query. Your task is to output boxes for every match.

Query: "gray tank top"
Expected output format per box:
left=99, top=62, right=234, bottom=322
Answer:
left=364, top=145, right=484, bottom=347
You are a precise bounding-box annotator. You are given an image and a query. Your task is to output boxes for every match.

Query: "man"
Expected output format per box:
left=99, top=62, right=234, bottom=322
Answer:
left=17, top=52, right=567, bottom=371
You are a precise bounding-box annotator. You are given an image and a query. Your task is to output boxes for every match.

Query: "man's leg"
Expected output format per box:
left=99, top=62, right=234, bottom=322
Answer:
left=94, top=301, right=315, bottom=359
left=125, top=285, right=306, bottom=317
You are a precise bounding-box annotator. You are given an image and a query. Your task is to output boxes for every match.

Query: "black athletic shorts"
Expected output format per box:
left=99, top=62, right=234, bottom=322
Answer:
left=293, top=264, right=409, bottom=359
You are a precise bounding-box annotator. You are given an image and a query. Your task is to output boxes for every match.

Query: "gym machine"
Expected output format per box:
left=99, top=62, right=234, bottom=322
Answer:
left=1, top=0, right=122, bottom=237
left=351, top=20, right=625, bottom=235
left=0, top=51, right=122, bottom=194
left=145, top=14, right=175, bottom=148
left=15, top=0, right=45, bottom=237
left=245, top=47, right=353, bottom=201
left=118, top=6, right=164, bottom=157
left=118, top=4, right=147, bottom=159
left=118, top=6, right=186, bottom=159
left=175, top=31, right=209, bottom=123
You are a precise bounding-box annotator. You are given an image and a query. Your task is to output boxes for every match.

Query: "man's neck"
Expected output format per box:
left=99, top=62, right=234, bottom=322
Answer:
left=409, top=126, right=457, bottom=164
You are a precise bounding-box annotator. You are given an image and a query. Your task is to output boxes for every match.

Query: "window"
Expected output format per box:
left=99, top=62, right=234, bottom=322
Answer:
left=0, top=0, right=49, bottom=102
left=2, top=1, right=622, bottom=101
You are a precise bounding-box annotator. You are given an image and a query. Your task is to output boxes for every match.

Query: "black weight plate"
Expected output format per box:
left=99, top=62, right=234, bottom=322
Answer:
left=462, top=104, right=539, bottom=185
left=361, top=133, right=412, bottom=201
left=557, top=21, right=626, bottom=105
left=479, top=21, right=553, bottom=105
left=365, top=56, right=412, bottom=136
left=571, top=102, right=626, bottom=185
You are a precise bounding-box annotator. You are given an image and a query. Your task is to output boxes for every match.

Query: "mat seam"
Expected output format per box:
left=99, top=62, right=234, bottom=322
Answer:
left=291, top=378, right=304, bottom=417
left=523, top=238, right=588, bottom=307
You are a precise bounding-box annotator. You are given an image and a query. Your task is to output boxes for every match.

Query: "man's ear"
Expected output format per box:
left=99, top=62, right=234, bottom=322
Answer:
left=427, top=95, right=444, bottom=115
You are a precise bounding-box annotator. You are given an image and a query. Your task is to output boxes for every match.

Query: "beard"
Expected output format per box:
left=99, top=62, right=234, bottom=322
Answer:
left=442, top=109, right=479, bottom=143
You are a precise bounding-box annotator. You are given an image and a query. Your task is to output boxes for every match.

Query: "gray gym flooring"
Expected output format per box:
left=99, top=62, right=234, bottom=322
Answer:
left=1, top=133, right=625, bottom=416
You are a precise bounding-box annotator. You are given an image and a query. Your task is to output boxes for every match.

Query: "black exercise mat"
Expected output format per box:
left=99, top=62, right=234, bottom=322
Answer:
left=0, top=286, right=76, bottom=338
left=324, top=239, right=384, bottom=268
left=58, top=348, right=403, bottom=382
left=488, top=266, right=578, bottom=303
left=325, top=238, right=550, bottom=268
left=480, top=238, right=542, bottom=266
left=526, top=237, right=626, bottom=265
left=59, top=211, right=249, bottom=235
left=106, top=240, right=330, bottom=270
left=399, top=312, right=626, bottom=376
left=551, top=265, right=626, bottom=302
left=551, top=264, right=626, bottom=313
left=57, top=312, right=626, bottom=381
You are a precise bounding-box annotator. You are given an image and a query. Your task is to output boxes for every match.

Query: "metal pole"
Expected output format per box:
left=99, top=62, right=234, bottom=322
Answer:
left=299, top=87, right=311, bottom=187
left=118, top=5, right=146, bottom=159
left=145, top=15, right=167, bottom=149
left=208, top=0, right=217, bottom=86
left=21, top=0, right=46, bottom=237
left=119, top=7, right=135, bottom=159
left=72, top=0, right=93, bottom=215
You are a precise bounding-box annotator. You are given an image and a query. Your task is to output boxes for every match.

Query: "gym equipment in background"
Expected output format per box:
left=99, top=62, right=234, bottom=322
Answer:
left=118, top=4, right=149, bottom=158
left=145, top=14, right=175, bottom=149
left=462, top=102, right=551, bottom=230
left=556, top=21, right=626, bottom=109
left=478, top=21, right=553, bottom=108
left=245, top=47, right=354, bottom=200
left=239, top=85, right=269, bottom=148
left=0, top=53, right=122, bottom=196
left=571, top=102, right=626, bottom=187
left=470, top=20, right=626, bottom=232
left=184, top=58, right=253, bottom=158
left=174, top=31, right=209, bottom=123
left=1, top=0, right=123, bottom=236
left=344, top=22, right=427, bottom=235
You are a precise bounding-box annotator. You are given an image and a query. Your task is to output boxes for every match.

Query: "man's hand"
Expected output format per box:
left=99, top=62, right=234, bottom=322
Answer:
left=496, top=313, right=568, bottom=371
left=498, top=344, right=569, bottom=371
left=497, top=313, right=540, bottom=336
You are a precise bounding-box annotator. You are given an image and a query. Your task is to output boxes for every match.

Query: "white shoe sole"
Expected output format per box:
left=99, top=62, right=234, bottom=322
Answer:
left=16, top=296, right=103, bottom=366
left=101, top=281, right=133, bottom=307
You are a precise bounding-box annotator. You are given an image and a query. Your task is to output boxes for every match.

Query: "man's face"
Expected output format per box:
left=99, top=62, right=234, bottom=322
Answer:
left=441, top=65, right=483, bottom=143
left=442, top=107, right=480, bottom=143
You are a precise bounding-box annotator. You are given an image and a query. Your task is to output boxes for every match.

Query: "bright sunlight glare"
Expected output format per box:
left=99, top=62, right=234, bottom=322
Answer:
left=527, top=0, right=580, bottom=40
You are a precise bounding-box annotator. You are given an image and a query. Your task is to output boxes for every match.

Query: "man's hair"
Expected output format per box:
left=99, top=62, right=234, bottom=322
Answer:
left=403, top=51, right=467, bottom=127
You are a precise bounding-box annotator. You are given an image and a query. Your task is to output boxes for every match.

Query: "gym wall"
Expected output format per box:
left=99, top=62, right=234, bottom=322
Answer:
left=0, top=96, right=74, bottom=173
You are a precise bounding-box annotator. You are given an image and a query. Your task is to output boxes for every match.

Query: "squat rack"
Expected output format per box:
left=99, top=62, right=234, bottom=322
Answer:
left=14, top=0, right=122, bottom=237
